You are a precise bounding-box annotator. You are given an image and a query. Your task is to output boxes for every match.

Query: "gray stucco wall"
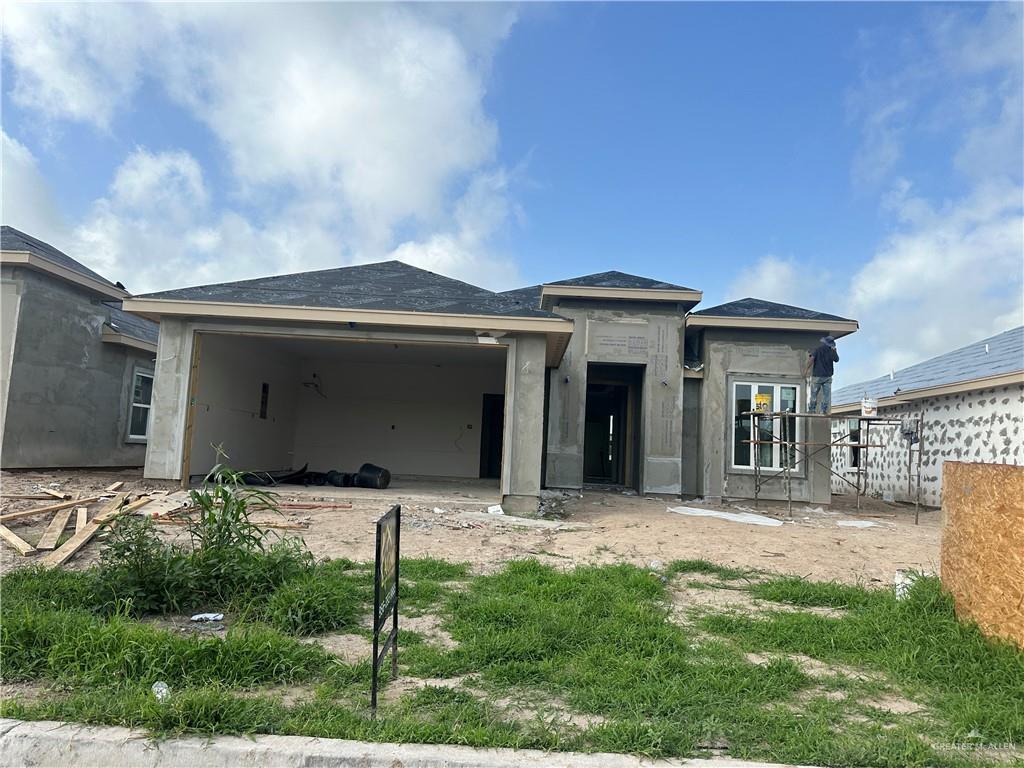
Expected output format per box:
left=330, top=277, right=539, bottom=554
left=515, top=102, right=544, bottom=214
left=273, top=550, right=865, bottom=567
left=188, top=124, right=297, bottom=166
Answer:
left=0, top=266, right=152, bottom=468
left=829, top=382, right=1024, bottom=507
left=698, top=328, right=832, bottom=505
left=681, top=377, right=702, bottom=496
left=544, top=299, right=686, bottom=494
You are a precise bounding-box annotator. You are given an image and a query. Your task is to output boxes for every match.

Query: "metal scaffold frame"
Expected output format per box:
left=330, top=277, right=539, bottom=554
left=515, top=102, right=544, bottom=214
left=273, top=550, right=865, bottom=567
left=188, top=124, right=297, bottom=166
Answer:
left=743, top=410, right=925, bottom=523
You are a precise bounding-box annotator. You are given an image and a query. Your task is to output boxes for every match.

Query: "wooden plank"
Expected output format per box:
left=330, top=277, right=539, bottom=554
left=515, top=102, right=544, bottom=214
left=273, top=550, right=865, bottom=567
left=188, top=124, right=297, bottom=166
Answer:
left=75, top=506, right=89, bottom=534
left=42, top=489, right=70, bottom=500
left=154, top=517, right=309, bottom=530
left=104, top=481, right=125, bottom=492
left=39, top=494, right=150, bottom=569
left=1, top=494, right=59, bottom=501
left=0, top=495, right=102, bottom=524
left=36, top=508, right=75, bottom=550
left=0, top=524, right=37, bottom=555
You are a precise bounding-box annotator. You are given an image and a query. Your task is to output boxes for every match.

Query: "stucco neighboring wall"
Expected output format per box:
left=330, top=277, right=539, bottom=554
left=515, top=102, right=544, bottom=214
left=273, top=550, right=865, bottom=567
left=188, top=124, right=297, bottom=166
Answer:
left=830, top=383, right=1024, bottom=507
left=699, top=328, right=831, bottom=504
left=545, top=299, right=685, bottom=494
left=1, top=266, right=151, bottom=468
left=1, top=267, right=23, bottom=444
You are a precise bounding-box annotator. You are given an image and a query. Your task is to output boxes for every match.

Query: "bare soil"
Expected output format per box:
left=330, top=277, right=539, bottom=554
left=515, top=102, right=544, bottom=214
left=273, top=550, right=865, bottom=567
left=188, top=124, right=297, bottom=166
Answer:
left=1, top=469, right=941, bottom=585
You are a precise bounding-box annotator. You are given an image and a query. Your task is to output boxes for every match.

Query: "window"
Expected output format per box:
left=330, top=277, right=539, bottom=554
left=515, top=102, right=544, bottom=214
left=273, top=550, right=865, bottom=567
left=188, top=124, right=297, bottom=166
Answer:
left=848, top=418, right=861, bottom=467
left=731, top=381, right=800, bottom=470
left=127, top=370, right=154, bottom=441
left=260, top=382, right=269, bottom=420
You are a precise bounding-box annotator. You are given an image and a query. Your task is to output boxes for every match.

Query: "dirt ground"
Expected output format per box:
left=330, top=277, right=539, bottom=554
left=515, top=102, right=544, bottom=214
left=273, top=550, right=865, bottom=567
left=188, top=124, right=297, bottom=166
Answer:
left=0, top=469, right=941, bottom=584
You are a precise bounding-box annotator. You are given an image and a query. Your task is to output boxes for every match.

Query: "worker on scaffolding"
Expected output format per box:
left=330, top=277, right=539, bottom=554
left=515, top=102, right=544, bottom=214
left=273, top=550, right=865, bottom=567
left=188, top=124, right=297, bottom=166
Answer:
left=805, top=335, right=839, bottom=413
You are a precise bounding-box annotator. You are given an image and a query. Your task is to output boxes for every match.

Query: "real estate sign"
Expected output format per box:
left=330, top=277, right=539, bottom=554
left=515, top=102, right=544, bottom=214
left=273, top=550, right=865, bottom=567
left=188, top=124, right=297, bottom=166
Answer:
left=371, top=504, right=401, bottom=712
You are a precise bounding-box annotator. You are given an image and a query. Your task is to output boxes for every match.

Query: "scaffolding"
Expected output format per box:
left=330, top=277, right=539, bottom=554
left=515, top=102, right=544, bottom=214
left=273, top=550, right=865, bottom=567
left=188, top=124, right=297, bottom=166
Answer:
left=743, top=411, right=925, bottom=523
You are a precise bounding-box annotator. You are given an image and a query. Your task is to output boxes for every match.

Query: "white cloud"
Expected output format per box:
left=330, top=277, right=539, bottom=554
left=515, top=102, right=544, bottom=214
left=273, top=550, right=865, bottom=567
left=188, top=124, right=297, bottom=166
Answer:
left=726, top=254, right=832, bottom=309
left=0, top=130, right=67, bottom=239
left=847, top=181, right=1023, bottom=374
left=1, top=4, right=160, bottom=130
left=388, top=169, right=522, bottom=290
left=2, top=4, right=522, bottom=291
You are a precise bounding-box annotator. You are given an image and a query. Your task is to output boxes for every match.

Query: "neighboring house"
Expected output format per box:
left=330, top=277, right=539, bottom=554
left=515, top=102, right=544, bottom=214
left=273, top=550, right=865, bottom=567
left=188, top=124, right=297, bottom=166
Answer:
left=124, top=263, right=858, bottom=513
left=829, top=327, right=1024, bottom=507
left=0, top=227, right=160, bottom=468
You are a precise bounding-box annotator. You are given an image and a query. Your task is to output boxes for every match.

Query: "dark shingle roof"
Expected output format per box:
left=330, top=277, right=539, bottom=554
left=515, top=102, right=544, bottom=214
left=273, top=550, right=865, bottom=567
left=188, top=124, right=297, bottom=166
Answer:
left=106, top=305, right=159, bottom=346
left=138, top=260, right=561, bottom=319
left=547, top=270, right=697, bottom=291
left=692, top=297, right=852, bottom=322
left=498, top=270, right=696, bottom=311
left=833, top=326, right=1024, bottom=405
left=1, top=225, right=118, bottom=288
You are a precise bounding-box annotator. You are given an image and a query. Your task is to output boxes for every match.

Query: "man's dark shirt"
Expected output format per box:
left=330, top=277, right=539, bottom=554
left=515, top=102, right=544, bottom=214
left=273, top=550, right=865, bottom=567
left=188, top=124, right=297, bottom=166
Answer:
left=811, top=343, right=839, bottom=378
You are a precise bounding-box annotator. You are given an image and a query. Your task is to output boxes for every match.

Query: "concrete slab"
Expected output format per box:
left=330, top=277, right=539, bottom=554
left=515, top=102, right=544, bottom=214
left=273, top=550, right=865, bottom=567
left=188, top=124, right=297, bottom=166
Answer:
left=223, top=475, right=502, bottom=508
left=457, top=510, right=592, bottom=530
left=0, top=718, right=816, bottom=768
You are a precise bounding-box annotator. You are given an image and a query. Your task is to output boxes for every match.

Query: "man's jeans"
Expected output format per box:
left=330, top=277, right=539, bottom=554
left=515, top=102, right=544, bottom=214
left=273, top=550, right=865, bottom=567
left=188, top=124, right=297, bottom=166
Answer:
left=808, top=376, right=832, bottom=414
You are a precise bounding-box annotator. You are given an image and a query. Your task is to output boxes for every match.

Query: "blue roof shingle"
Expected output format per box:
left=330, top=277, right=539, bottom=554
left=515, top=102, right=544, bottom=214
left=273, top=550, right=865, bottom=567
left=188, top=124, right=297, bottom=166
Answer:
left=833, top=326, right=1024, bottom=405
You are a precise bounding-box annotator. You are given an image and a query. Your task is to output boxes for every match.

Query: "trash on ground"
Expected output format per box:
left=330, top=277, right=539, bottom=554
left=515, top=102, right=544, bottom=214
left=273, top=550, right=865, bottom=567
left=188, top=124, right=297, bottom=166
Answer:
left=152, top=681, right=170, bottom=702
left=667, top=506, right=783, bottom=527
left=487, top=504, right=504, bottom=515
left=837, top=520, right=876, bottom=528
left=191, top=612, right=224, bottom=622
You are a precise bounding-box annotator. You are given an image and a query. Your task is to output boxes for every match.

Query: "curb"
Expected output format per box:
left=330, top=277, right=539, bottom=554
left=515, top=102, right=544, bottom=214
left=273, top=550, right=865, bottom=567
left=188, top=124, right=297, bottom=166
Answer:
left=0, top=718, right=814, bottom=768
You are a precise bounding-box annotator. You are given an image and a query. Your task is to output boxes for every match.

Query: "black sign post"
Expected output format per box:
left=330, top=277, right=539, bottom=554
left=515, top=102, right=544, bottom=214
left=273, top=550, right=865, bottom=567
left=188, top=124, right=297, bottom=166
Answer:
left=371, top=504, right=400, bottom=714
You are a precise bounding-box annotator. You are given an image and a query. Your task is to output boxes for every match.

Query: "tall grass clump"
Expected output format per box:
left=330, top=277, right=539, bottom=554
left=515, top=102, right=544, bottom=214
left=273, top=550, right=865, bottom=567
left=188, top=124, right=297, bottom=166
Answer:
left=88, top=464, right=314, bottom=617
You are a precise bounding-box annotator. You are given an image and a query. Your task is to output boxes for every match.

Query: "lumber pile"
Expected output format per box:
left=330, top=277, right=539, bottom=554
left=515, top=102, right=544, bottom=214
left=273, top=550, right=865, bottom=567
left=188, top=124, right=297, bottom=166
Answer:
left=0, top=486, right=154, bottom=568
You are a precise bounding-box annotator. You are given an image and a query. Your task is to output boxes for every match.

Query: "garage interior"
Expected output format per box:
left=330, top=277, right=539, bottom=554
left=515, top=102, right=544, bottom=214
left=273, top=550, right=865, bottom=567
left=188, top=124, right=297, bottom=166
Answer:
left=184, top=333, right=508, bottom=492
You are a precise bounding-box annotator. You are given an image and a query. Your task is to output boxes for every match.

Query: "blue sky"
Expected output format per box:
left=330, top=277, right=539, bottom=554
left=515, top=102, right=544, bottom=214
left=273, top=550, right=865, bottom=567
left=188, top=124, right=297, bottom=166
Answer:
left=2, top=2, right=1021, bottom=386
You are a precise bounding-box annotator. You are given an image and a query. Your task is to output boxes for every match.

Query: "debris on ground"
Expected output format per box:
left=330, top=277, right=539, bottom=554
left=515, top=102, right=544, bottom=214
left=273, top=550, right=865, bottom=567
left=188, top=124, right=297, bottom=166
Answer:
left=667, top=506, right=784, bottom=527
left=837, top=520, right=877, bottom=528
left=190, top=613, right=224, bottom=622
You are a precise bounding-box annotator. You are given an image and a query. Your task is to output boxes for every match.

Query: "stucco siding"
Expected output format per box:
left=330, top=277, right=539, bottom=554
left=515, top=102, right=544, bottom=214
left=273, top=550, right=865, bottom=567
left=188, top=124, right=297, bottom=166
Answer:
left=1, top=267, right=151, bottom=468
left=830, top=383, right=1024, bottom=507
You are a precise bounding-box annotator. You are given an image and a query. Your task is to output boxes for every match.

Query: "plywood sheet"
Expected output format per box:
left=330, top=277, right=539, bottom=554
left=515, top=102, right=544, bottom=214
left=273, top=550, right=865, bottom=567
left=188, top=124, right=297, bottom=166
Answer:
left=940, top=461, right=1024, bottom=648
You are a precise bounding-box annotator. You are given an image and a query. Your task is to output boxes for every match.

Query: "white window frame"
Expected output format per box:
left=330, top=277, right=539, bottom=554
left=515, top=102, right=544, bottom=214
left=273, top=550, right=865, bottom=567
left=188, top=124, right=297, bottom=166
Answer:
left=126, top=368, right=154, bottom=442
left=730, top=380, right=802, bottom=471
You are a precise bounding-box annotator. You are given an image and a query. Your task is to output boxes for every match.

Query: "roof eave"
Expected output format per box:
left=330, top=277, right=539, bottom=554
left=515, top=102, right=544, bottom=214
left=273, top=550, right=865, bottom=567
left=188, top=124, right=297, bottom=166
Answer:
left=101, top=327, right=158, bottom=355
left=1, top=250, right=128, bottom=300
left=540, top=284, right=702, bottom=310
left=831, top=369, right=1024, bottom=413
left=122, top=297, right=575, bottom=366
left=686, top=315, right=859, bottom=337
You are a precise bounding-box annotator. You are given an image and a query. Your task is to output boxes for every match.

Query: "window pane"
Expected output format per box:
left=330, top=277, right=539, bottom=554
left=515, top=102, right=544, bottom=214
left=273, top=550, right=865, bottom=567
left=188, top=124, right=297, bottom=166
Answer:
left=134, top=374, right=153, bottom=405
left=758, top=417, right=774, bottom=467
left=734, top=384, right=751, bottom=466
left=780, top=386, right=796, bottom=413
left=780, top=387, right=798, bottom=468
left=129, top=405, right=149, bottom=438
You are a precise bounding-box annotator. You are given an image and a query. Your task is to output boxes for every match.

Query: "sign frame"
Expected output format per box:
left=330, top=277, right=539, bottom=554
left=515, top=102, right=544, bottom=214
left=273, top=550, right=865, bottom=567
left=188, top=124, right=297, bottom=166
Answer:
left=371, top=504, right=401, bottom=713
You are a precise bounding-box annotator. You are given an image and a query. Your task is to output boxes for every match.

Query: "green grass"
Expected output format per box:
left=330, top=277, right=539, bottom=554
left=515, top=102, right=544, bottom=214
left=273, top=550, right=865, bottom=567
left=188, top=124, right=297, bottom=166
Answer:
left=3, top=548, right=1021, bottom=768
left=703, top=574, right=1024, bottom=748
left=665, top=559, right=755, bottom=581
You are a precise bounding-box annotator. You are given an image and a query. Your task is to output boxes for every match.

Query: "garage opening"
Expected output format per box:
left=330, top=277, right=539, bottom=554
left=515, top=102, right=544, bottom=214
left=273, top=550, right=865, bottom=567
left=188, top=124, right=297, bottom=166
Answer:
left=184, top=333, right=507, bottom=494
left=583, top=363, right=643, bottom=489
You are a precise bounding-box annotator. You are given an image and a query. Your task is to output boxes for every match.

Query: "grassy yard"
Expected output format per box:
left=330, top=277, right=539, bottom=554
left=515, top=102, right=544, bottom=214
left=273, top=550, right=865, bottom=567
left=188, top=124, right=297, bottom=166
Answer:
left=1, top=479, right=1021, bottom=767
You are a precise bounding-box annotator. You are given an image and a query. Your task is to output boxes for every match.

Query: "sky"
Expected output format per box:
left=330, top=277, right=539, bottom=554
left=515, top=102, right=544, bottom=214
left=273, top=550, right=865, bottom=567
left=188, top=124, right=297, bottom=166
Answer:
left=2, top=2, right=1022, bottom=387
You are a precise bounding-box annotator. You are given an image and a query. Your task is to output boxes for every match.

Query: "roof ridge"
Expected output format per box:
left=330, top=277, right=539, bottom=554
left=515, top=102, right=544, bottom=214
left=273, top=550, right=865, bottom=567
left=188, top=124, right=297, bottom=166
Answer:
left=137, top=259, right=497, bottom=300
left=1, top=225, right=118, bottom=288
